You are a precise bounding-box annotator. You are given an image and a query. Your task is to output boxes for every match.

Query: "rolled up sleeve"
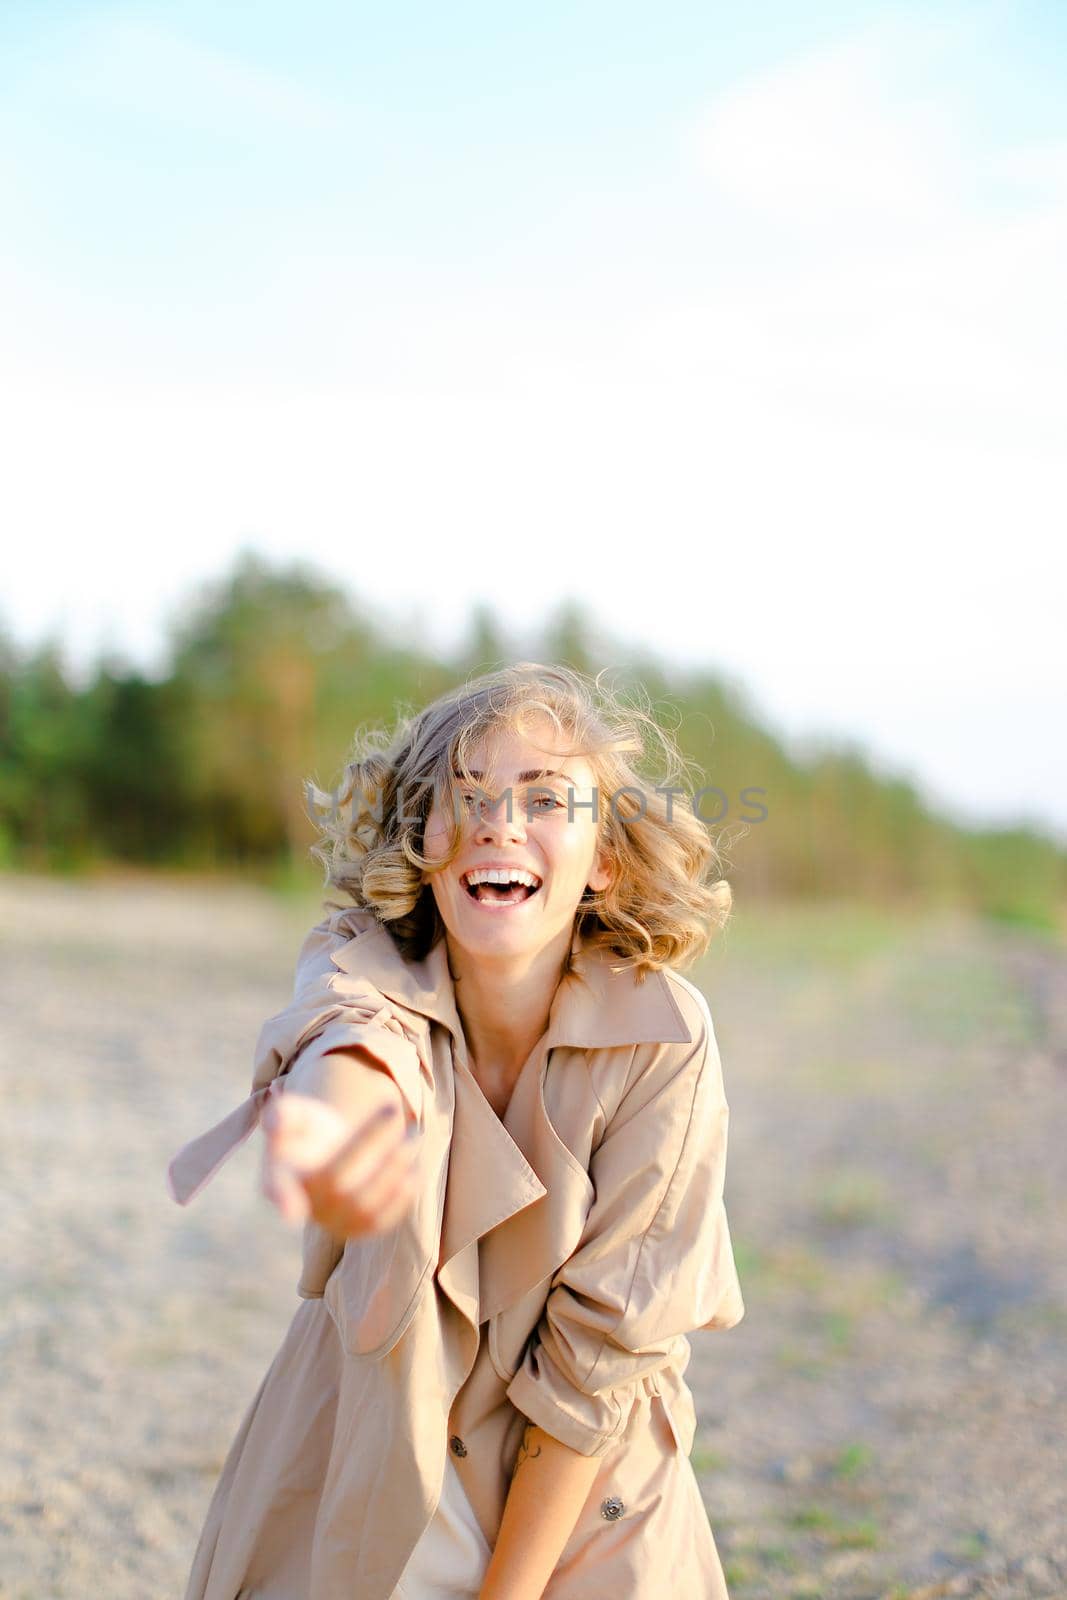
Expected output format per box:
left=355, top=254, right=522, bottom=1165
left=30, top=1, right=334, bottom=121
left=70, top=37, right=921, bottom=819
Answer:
left=166, top=916, right=424, bottom=1206
left=254, top=920, right=425, bottom=1130
left=505, top=1011, right=745, bottom=1456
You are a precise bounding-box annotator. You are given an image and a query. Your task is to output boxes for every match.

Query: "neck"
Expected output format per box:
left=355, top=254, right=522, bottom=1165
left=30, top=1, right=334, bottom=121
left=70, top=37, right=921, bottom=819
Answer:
left=445, top=923, right=574, bottom=1079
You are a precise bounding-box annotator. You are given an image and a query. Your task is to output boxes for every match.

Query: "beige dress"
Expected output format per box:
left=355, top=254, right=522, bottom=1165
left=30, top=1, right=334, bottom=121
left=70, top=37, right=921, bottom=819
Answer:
left=389, top=1448, right=492, bottom=1599
left=389, top=1079, right=517, bottom=1599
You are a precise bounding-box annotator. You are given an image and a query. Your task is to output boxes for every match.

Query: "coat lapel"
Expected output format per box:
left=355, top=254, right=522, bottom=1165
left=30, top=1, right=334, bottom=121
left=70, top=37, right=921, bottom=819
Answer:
left=479, top=930, right=694, bottom=1319
left=326, top=919, right=693, bottom=1328
left=327, top=923, right=548, bottom=1276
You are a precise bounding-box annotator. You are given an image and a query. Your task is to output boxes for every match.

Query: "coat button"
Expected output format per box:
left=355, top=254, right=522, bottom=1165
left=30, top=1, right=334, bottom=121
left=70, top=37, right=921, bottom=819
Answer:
left=449, top=1435, right=468, bottom=1458
left=600, top=1495, right=625, bottom=1521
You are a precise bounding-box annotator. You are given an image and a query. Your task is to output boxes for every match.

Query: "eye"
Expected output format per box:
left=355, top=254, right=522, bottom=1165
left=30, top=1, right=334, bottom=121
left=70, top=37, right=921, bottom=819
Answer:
left=530, top=793, right=563, bottom=811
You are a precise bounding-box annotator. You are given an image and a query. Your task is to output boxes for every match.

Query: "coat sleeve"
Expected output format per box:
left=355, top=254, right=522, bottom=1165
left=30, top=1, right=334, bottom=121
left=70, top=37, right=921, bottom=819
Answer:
left=166, top=915, right=425, bottom=1206
left=504, top=1004, right=745, bottom=1456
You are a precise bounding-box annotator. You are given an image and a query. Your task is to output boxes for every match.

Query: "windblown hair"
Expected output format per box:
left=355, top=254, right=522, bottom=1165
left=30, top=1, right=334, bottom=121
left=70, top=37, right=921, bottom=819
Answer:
left=305, top=661, right=732, bottom=976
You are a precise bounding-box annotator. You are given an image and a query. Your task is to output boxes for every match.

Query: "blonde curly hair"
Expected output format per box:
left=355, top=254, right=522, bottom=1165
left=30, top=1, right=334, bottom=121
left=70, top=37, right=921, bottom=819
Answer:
left=305, top=661, right=732, bottom=976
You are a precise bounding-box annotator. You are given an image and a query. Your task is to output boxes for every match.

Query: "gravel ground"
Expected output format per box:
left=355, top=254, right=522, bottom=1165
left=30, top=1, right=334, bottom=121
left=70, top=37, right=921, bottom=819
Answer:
left=1, top=874, right=1064, bottom=1600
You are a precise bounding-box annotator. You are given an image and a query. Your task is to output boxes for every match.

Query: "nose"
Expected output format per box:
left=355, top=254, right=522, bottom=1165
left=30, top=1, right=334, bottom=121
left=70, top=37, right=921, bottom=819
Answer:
left=473, top=793, right=527, bottom=846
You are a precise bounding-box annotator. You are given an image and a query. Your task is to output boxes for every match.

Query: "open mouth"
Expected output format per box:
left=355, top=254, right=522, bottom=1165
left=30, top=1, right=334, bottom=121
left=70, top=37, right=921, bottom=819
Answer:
left=460, top=870, right=543, bottom=908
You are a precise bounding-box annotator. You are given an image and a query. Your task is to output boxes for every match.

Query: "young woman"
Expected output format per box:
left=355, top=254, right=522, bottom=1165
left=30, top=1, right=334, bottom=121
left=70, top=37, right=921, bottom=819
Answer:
left=167, top=661, right=745, bottom=1600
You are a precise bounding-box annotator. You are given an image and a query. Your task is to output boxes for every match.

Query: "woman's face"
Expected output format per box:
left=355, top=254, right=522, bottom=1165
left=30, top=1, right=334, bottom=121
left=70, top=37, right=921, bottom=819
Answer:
left=420, top=718, right=613, bottom=967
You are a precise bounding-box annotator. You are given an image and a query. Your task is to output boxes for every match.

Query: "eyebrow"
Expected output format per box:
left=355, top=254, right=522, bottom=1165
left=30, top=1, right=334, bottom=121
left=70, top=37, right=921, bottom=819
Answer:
left=454, top=768, right=575, bottom=785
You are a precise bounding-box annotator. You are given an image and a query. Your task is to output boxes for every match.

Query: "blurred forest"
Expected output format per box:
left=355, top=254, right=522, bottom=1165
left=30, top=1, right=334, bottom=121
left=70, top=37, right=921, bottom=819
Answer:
left=1, top=549, right=1063, bottom=932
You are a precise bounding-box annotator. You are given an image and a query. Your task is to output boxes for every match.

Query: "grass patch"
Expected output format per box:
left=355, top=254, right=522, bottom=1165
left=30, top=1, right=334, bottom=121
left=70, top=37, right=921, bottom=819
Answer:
left=722, top=1556, right=758, bottom=1588
left=830, top=1441, right=874, bottom=1479
left=814, top=1169, right=893, bottom=1231
left=760, top=1543, right=801, bottom=1571
left=789, top=1505, right=835, bottom=1530
left=787, top=1504, right=880, bottom=1548
left=828, top=1517, right=879, bottom=1548
left=720, top=1534, right=806, bottom=1589
left=956, top=1529, right=992, bottom=1562
left=821, top=1309, right=855, bottom=1353
left=690, top=1444, right=727, bottom=1474
left=729, top=1236, right=765, bottom=1282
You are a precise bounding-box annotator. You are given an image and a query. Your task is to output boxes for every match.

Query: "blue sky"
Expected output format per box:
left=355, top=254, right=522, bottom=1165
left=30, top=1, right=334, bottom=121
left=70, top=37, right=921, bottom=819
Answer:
left=2, top=1, right=1066, bottom=837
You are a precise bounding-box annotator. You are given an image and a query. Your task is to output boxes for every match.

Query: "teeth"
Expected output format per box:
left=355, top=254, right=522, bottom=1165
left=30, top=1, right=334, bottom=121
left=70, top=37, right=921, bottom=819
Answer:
left=463, top=868, right=541, bottom=889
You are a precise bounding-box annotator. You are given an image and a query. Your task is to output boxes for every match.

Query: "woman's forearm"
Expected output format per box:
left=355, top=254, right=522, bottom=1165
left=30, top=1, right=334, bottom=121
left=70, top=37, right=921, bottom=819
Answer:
left=287, top=1044, right=404, bottom=1124
left=478, top=1422, right=601, bottom=1600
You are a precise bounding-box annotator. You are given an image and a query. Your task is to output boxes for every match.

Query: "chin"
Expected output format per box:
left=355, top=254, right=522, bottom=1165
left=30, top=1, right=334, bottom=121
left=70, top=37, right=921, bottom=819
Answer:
left=447, top=913, right=550, bottom=952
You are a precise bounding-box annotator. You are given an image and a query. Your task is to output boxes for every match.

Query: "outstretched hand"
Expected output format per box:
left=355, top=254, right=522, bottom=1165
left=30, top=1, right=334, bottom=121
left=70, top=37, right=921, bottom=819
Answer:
left=261, top=1089, right=421, bottom=1241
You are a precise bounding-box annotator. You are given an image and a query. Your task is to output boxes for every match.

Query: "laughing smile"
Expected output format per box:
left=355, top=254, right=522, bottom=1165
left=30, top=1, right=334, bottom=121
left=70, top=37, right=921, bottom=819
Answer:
left=460, top=866, right=543, bottom=908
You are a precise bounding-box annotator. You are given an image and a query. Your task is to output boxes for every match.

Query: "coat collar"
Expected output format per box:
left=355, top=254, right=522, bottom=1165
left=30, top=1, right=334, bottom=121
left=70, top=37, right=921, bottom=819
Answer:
left=327, top=918, right=693, bottom=1058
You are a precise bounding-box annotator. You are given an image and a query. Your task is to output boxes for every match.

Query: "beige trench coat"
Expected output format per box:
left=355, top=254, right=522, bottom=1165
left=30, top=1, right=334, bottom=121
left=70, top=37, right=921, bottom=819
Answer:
left=167, top=907, right=746, bottom=1600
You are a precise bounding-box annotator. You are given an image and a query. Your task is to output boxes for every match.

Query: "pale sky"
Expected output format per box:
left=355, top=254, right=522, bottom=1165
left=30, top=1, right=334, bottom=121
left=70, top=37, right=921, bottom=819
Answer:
left=2, top=1, right=1065, bottom=840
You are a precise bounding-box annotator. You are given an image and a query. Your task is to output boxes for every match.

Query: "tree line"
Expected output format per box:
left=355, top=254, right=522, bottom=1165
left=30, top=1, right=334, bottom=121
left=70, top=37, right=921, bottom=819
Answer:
left=1, top=550, right=1062, bottom=931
